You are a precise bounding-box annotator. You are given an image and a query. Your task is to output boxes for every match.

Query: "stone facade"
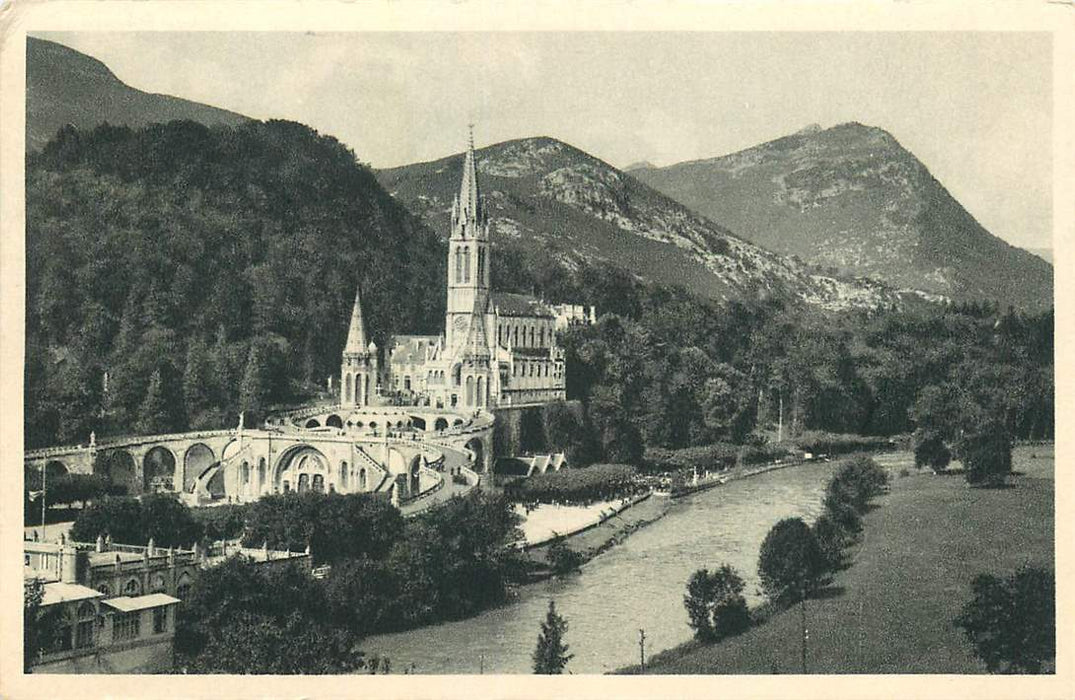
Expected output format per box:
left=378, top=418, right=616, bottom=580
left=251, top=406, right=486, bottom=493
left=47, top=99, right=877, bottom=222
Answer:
left=343, top=135, right=592, bottom=411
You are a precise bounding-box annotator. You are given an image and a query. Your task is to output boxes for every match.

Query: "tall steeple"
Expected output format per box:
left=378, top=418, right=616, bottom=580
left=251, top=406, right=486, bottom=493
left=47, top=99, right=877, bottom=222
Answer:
left=452, top=125, right=485, bottom=235
left=445, top=128, right=492, bottom=350
left=344, top=287, right=368, bottom=355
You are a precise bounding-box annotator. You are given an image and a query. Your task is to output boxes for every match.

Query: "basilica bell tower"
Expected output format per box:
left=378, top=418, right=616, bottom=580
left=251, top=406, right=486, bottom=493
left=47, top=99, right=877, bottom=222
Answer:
left=445, top=130, right=491, bottom=352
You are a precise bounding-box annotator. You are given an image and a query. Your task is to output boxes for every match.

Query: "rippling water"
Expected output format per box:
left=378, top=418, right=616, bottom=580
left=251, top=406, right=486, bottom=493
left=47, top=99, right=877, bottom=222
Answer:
left=364, top=462, right=839, bottom=674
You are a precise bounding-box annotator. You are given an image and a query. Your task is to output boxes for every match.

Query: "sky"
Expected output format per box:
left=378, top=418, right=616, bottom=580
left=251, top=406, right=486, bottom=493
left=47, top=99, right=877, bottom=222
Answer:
left=39, top=31, right=1053, bottom=250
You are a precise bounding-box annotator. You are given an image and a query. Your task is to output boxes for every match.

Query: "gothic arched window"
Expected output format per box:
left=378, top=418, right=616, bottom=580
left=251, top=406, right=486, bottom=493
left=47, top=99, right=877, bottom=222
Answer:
left=463, top=247, right=471, bottom=283
left=477, top=248, right=486, bottom=283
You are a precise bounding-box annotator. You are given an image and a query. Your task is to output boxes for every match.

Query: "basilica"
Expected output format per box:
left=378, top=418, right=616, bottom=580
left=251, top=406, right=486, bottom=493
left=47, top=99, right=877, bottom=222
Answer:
left=339, top=136, right=594, bottom=411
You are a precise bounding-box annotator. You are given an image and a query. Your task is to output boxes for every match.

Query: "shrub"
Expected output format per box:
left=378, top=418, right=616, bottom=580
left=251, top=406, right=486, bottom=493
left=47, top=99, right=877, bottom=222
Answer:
left=503, top=464, right=639, bottom=505
left=241, top=492, right=404, bottom=564
left=546, top=537, right=584, bottom=575
left=684, top=565, right=751, bottom=642
left=757, top=518, right=826, bottom=602
left=913, top=429, right=951, bottom=472
left=791, top=431, right=893, bottom=457
left=811, top=514, right=847, bottom=573
left=959, top=421, right=1012, bottom=487
left=954, top=566, right=1055, bottom=673
left=71, top=493, right=203, bottom=548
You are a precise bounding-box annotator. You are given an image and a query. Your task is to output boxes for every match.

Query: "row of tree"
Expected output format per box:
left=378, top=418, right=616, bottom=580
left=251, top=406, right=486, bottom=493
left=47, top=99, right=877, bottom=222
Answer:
left=681, top=457, right=890, bottom=644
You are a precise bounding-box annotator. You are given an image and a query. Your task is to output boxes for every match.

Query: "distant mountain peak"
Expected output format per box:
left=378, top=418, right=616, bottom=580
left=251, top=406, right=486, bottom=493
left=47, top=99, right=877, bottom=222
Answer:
left=378, top=136, right=919, bottom=312
left=631, top=123, right=1052, bottom=311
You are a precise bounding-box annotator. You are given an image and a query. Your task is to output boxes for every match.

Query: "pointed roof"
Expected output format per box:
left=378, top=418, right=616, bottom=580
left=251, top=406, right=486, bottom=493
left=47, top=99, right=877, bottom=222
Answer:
left=344, top=287, right=368, bottom=354
left=454, top=128, right=485, bottom=233
left=463, top=296, right=491, bottom=359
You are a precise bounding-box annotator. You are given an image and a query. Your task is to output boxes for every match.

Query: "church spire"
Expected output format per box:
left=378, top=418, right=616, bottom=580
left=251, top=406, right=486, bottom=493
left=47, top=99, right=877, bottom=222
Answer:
left=344, top=287, right=368, bottom=355
left=452, top=126, right=486, bottom=238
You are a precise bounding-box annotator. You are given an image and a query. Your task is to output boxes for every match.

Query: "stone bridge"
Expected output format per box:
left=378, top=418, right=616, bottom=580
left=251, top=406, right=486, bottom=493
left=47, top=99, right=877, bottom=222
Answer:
left=24, top=406, right=495, bottom=510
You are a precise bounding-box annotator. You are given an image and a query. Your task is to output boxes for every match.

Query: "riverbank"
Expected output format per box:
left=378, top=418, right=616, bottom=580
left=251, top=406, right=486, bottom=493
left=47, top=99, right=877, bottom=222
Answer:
left=620, top=446, right=1054, bottom=674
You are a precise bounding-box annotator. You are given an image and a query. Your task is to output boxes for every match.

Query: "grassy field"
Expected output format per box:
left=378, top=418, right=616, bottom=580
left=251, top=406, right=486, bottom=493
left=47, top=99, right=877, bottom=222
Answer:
left=633, top=446, right=1054, bottom=674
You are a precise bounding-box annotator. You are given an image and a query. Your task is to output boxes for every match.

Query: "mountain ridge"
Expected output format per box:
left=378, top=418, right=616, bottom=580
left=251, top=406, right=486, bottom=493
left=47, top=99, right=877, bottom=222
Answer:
left=631, top=122, right=1052, bottom=311
left=26, top=36, right=249, bottom=151
left=376, top=135, right=933, bottom=312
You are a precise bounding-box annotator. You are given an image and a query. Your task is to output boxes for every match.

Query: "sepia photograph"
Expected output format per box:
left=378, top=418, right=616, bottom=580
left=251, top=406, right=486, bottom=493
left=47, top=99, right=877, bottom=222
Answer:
left=2, top=2, right=1071, bottom=698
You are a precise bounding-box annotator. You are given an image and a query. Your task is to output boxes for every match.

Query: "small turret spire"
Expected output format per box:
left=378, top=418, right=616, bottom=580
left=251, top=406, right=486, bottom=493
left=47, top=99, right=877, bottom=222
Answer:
left=344, top=287, right=368, bottom=354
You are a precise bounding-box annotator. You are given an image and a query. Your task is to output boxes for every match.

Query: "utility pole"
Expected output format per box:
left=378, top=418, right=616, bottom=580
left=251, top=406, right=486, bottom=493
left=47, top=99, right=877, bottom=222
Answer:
left=778, top=392, right=784, bottom=443
left=638, top=628, right=646, bottom=674
left=41, top=460, right=47, bottom=531
left=800, top=597, right=808, bottom=674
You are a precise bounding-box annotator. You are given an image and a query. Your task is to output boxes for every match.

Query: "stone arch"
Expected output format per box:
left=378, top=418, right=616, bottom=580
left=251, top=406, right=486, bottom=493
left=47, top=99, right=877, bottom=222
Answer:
left=123, top=577, right=142, bottom=596
left=44, top=460, right=68, bottom=480
left=358, top=467, right=367, bottom=490
left=476, top=376, right=485, bottom=407
left=465, top=437, right=485, bottom=473
left=326, top=414, right=343, bottom=429
left=176, top=572, right=193, bottom=601
left=143, top=446, right=177, bottom=492
left=305, top=418, right=321, bottom=429
left=434, top=417, right=448, bottom=431
left=411, top=416, right=427, bottom=431
left=183, top=443, right=215, bottom=493
left=453, top=418, right=464, bottom=427
left=97, top=450, right=136, bottom=493
left=273, top=445, right=329, bottom=494
left=465, top=376, right=474, bottom=406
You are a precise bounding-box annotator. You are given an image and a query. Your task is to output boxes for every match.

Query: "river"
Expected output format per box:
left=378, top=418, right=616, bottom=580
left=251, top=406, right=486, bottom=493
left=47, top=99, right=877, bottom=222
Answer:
left=364, top=461, right=839, bottom=674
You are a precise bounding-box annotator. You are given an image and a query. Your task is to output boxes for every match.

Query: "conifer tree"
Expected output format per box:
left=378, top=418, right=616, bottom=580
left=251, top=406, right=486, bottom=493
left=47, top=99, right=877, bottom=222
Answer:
left=240, top=341, right=269, bottom=423
left=532, top=600, right=573, bottom=674
left=183, top=339, right=214, bottom=427
left=136, top=369, right=170, bottom=435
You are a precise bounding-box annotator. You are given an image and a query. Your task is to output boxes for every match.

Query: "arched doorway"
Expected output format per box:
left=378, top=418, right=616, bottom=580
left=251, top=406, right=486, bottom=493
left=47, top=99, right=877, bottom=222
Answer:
left=97, top=450, right=136, bottom=494
left=274, top=446, right=329, bottom=495
left=183, top=444, right=214, bottom=493
left=411, top=416, right=427, bottom=431
left=326, top=414, right=343, bottom=429
left=465, top=438, right=485, bottom=473
left=143, top=447, right=177, bottom=492
left=44, top=460, right=68, bottom=480
left=434, top=417, right=448, bottom=431
left=305, top=418, right=321, bottom=429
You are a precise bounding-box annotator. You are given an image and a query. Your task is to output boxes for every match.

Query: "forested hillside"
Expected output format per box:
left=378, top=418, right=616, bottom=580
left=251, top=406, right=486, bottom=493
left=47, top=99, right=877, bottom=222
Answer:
left=25, top=120, right=446, bottom=447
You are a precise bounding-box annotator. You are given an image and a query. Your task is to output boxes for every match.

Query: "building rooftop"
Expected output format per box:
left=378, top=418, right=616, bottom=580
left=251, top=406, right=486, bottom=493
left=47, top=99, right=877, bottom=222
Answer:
left=40, top=582, right=102, bottom=607
left=103, top=593, right=181, bottom=612
left=491, top=292, right=554, bottom=319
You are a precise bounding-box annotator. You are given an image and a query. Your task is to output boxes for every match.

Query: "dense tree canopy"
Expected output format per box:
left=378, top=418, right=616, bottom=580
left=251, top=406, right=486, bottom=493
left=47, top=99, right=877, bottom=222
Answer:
left=26, top=120, right=445, bottom=447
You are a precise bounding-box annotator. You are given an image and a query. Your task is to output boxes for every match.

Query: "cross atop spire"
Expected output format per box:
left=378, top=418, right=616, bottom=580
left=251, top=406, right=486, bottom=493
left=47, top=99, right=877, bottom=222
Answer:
left=344, top=286, right=369, bottom=355
left=467, top=123, right=475, bottom=150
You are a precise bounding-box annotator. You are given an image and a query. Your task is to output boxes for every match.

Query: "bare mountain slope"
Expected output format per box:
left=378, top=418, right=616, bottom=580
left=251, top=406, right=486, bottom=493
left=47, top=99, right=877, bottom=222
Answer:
left=377, top=137, right=921, bottom=311
left=26, top=36, right=248, bottom=152
left=631, top=123, right=1052, bottom=310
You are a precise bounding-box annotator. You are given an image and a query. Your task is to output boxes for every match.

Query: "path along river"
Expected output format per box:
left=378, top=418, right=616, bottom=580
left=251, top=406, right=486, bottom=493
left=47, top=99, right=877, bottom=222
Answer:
left=364, top=460, right=840, bottom=674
